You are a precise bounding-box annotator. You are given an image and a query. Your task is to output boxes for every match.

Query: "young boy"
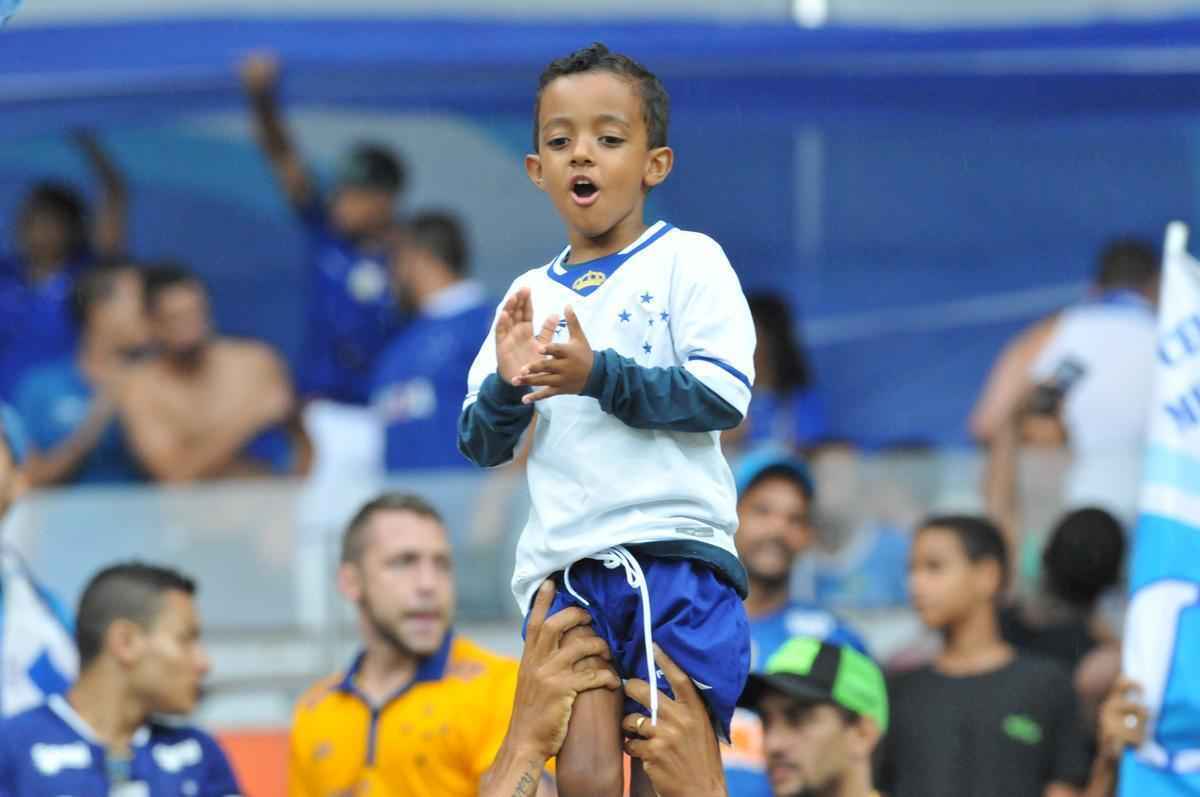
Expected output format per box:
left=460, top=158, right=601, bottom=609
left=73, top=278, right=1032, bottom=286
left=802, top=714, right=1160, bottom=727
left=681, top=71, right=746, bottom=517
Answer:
left=877, top=515, right=1091, bottom=797
left=458, top=43, right=755, bottom=797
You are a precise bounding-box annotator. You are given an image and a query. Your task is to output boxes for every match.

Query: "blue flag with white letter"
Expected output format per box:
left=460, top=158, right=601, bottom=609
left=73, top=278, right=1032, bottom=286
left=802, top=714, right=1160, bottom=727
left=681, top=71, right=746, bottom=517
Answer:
left=1120, top=222, right=1200, bottom=796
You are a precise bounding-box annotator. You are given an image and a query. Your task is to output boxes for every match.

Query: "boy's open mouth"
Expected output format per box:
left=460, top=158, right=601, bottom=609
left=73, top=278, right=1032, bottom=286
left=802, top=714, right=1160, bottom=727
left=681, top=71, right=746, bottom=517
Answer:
left=566, top=177, right=595, bottom=198
left=570, top=176, right=599, bottom=205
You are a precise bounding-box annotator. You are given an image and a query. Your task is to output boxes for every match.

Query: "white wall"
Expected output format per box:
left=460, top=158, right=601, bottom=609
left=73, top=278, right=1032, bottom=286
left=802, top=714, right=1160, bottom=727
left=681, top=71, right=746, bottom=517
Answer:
left=829, top=0, right=1200, bottom=25
left=7, top=0, right=787, bottom=26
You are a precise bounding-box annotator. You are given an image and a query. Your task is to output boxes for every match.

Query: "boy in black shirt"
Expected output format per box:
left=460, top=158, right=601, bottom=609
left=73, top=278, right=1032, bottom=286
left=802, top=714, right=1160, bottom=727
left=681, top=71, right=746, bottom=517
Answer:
left=878, top=515, right=1090, bottom=797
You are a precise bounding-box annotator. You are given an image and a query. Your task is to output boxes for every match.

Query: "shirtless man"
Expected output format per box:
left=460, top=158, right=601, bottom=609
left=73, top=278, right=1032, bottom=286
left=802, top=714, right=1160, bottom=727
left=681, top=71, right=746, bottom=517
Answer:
left=121, top=263, right=310, bottom=482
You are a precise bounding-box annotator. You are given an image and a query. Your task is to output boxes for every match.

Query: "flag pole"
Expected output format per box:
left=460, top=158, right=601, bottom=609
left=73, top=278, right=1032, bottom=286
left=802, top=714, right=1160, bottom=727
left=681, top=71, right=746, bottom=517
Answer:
left=1165, top=221, right=1189, bottom=260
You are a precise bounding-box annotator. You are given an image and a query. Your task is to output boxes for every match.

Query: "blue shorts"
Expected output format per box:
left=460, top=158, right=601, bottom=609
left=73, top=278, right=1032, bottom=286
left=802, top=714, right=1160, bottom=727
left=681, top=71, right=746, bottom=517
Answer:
left=523, top=550, right=751, bottom=740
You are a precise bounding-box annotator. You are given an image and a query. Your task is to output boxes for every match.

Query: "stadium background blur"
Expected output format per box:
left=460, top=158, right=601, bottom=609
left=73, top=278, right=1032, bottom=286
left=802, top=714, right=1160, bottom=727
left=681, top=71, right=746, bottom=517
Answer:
left=2, top=0, right=1193, bottom=793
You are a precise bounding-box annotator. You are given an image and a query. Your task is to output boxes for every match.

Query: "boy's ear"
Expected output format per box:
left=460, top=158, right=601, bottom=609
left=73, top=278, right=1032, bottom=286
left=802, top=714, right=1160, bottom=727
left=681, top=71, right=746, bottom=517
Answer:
left=525, top=153, right=546, bottom=192
left=643, top=146, right=674, bottom=189
left=976, top=557, right=1005, bottom=601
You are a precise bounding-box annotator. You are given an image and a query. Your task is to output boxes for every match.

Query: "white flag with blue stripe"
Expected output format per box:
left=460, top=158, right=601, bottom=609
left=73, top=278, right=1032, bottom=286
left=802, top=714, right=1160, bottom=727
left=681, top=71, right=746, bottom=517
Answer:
left=0, top=545, right=77, bottom=717
left=1121, top=221, right=1200, bottom=796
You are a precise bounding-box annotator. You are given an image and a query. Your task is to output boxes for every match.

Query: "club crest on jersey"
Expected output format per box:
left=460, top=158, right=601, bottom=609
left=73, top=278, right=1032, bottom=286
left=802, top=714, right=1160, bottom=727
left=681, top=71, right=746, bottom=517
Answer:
left=572, top=270, right=607, bottom=292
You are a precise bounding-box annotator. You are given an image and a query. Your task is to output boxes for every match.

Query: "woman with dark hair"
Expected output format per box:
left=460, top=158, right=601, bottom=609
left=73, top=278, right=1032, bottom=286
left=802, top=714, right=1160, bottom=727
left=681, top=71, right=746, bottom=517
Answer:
left=0, top=133, right=128, bottom=400
left=726, top=293, right=828, bottom=454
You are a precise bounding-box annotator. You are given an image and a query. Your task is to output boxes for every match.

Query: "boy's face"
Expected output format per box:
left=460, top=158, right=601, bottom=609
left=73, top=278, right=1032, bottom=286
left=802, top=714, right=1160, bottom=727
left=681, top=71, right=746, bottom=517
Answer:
left=526, top=71, right=672, bottom=243
left=908, top=527, right=998, bottom=630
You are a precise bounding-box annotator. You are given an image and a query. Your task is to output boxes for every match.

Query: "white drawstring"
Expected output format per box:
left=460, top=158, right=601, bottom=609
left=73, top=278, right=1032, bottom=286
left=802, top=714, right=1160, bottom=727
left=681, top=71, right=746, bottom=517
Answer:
left=562, top=545, right=659, bottom=725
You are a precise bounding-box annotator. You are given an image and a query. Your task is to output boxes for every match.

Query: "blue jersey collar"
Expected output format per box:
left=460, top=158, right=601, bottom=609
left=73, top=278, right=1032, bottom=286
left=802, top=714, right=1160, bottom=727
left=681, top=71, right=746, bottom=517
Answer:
left=337, top=631, right=455, bottom=705
left=46, top=694, right=151, bottom=748
left=547, top=221, right=674, bottom=297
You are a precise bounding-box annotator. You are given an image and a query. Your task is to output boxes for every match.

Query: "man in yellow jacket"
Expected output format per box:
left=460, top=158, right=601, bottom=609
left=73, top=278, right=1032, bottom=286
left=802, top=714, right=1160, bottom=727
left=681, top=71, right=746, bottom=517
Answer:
left=288, top=492, right=535, bottom=796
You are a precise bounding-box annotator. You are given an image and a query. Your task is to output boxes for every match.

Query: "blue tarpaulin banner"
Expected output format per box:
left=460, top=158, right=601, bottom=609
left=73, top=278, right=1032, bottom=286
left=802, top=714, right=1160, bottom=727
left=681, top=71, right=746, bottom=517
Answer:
left=4, top=17, right=1200, bottom=444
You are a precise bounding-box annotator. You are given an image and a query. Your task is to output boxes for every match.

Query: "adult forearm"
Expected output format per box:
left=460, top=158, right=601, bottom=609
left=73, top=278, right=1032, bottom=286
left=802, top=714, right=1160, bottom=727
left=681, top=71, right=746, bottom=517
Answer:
left=478, top=741, right=545, bottom=797
left=983, top=408, right=1021, bottom=582
left=249, top=88, right=291, bottom=159
left=1081, top=757, right=1117, bottom=797
left=79, top=133, right=127, bottom=258
left=25, top=404, right=113, bottom=486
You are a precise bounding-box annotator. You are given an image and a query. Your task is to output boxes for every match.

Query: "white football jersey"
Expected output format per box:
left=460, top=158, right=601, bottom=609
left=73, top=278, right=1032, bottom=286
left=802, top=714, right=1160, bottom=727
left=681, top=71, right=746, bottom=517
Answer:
left=463, top=221, right=757, bottom=612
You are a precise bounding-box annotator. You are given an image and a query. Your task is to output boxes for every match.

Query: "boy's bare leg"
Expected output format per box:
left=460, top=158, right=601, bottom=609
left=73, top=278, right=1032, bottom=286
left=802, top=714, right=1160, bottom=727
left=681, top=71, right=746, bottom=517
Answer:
left=554, top=625, right=626, bottom=797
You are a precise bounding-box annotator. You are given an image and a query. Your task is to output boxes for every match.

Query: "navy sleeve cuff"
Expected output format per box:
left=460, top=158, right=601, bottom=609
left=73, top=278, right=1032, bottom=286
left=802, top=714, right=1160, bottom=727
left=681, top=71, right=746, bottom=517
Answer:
left=481, top=371, right=529, bottom=405
left=581, top=349, right=610, bottom=399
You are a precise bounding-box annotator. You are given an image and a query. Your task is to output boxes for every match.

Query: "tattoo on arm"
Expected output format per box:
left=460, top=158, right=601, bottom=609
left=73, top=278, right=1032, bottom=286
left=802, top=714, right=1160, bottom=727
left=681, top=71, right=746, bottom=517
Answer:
left=511, top=767, right=538, bottom=797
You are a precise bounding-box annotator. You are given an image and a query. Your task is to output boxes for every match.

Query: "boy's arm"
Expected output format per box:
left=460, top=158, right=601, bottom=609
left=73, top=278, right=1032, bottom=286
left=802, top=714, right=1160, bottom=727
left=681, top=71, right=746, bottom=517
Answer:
left=458, top=374, right=534, bottom=467
left=581, top=349, right=742, bottom=432
left=458, top=290, right=537, bottom=467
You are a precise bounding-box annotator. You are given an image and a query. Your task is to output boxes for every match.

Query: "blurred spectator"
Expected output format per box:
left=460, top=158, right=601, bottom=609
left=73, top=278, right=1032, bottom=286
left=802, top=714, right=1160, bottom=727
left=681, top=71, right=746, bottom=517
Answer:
left=737, top=451, right=870, bottom=662
left=972, top=238, right=1159, bottom=522
left=371, top=212, right=492, bottom=470
left=725, top=450, right=869, bottom=796
left=289, top=493, right=523, bottom=796
left=878, top=515, right=1090, bottom=797
left=792, top=441, right=910, bottom=610
left=242, top=54, right=407, bottom=405
left=0, top=562, right=241, bottom=795
left=1030, top=239, right=1158, bottom=521
left=13, top=263, right=149, bottom=486
left=0, top=132, right=127, bottom=399
left=724, top=294, right=827, bottom=456
left=736, top=638, right=888, bottom=797
left=119, top=264, right=309, bottom=482
left=999, top=508, right=1125, bottom=675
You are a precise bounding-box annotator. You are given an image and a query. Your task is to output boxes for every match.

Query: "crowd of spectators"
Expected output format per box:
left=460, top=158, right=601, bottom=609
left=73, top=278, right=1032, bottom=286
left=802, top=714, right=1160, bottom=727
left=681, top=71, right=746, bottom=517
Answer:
left=0, top=49, right=1165, bottom=797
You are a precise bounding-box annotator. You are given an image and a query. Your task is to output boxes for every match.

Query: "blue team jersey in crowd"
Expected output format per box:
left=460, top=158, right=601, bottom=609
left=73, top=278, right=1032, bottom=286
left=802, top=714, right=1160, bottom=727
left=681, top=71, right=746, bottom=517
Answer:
left=725, top=601, right=869, bottom=797
left=0, top=257, right=86, bottom=401
left=296, top=202, right=403, bottom=405
left=12, top=359, right=146, bottom=484
left=744, top=387, right=829, bottom=450
left=794, top=523, right=912, bottom=610
left=372, top=281, right=492, bottom=470
left=0, top=696, right=242, bottom=797
left=747, top=600, right=869, bottom=668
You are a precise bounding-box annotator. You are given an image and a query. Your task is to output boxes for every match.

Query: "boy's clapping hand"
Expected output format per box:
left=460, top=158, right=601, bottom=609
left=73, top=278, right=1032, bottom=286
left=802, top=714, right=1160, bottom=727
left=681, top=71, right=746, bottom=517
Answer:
left=515, top=305, right=595, bottom=403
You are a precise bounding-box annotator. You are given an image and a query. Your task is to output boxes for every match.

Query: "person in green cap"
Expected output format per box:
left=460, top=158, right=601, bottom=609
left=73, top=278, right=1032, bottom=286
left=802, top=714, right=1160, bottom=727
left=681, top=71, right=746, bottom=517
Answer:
left=736, top=637, right=887, bottom=797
